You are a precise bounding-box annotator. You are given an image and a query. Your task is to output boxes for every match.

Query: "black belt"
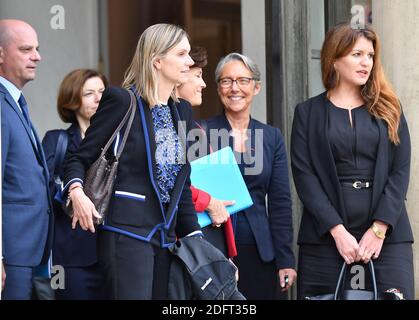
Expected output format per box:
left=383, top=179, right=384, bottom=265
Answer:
left=340, top=181, right=373, bottom=189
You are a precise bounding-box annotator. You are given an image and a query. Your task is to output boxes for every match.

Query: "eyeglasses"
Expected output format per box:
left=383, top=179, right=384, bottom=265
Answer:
left=218, top=77, right=255, bottom=88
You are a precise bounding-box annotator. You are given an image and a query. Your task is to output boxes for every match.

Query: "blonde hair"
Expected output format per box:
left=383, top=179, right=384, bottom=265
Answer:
left=321, top=23, right=401, bottom=144
left=122, top=23, right=188, bottom=107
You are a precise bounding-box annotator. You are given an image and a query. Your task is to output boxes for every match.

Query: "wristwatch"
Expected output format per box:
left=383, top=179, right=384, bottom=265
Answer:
left=371, top=222, right=386, bottom=240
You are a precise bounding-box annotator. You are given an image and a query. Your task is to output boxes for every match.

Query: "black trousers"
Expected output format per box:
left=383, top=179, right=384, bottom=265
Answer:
left=297, top=187, right=415, bottom=300
left=234, top=244, right=278, bottom=300
left=54, top=263, right=107, bottom=300
left=98, top=231, right=172, bottom=300
left=202, top=224, right=228, bottom=257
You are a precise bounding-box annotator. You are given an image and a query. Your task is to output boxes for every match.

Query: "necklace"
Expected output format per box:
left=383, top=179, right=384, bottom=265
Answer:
left=327, top=91, right=364, bottom=110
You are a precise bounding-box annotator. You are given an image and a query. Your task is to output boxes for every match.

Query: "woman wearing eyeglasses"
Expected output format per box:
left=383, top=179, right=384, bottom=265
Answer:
left=200, top=53, right=297, bottom=299
left=176, top=46, right=237, bottom=259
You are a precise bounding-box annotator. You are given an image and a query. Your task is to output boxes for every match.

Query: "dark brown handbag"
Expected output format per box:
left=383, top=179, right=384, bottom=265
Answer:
left=65, top=90, right=136, bottom=224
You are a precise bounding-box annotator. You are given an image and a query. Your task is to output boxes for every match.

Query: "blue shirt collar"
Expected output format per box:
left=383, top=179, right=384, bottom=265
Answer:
left=0, top=76, right=22, bottom=105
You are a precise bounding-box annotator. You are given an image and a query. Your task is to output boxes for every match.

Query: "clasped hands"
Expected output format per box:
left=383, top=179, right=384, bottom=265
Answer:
left=331, top=222, right=387, bottom=265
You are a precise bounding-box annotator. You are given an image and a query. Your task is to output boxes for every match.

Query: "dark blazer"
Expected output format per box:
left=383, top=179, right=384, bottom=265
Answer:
left=291, top=92, right=414, bottom=245
left=1, top=83, right=52, bottom=266
left=204, top=114, right=295, bottom=270
left=42, top=123, right=98, bottom=267
left=63, top=86, right=201, bottom=247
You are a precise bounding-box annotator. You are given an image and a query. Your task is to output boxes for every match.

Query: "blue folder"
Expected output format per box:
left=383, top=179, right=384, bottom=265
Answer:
left=190, top=146, right=253, bottom=228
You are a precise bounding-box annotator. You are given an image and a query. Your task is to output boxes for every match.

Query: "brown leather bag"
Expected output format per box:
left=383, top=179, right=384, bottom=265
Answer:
left=65, top=90, right=136, bottom=224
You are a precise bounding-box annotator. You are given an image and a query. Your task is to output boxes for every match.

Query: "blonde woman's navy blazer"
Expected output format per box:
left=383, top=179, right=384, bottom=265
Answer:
left=63, top=87, right=201, bottom=247
left=291, top=92, right=413, bottom=245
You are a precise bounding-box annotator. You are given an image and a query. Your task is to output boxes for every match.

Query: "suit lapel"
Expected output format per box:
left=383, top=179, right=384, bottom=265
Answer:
left=164, top=101, right=190, bottom=223
left=170, top=100, right=188, bottom=155
left=308, top=93, right=348, bottom=224
left=219, top=113, right=253, bottom=165
left=135, top=94, right=166, bottom=220
left=371, top=119, right=388, bottom=215
left=212, top=114, right=235, bottom=152
left=0, top=84, right=52, bottom=211
left=1, top=85, right=43, bottom=164
left=142, top=99, right=159, bottom=182
left=32, top=126, right=50, bottom=181
left=68, top=123, right=82, bottom=143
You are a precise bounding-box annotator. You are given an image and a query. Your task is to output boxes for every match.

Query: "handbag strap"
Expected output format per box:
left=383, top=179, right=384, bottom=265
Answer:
left=100, top=90, right=136, bottom=159
left=333, top=260, right=378, bottom=300
left=53, top=130, right=69, bottom=177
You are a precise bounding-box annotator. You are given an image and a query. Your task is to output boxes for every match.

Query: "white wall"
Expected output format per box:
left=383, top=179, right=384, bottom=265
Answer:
left=0, top=0, right=100, bottom=137
left=241, top=0, right=266, bottom=123
left=373, top=0, right=419, bottom=299
left=307, top=0, right=325, bottom=97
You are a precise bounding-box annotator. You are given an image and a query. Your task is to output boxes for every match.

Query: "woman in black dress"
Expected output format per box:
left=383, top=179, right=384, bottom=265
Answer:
left=291, top=23, right=414, bottom=299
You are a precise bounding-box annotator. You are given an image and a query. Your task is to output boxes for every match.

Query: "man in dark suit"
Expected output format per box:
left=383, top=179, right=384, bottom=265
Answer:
left=1, top=19, right=52, bottom=299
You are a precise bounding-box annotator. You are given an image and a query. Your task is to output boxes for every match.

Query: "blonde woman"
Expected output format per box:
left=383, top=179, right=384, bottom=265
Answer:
left=63, top=24, right=202, bottom=299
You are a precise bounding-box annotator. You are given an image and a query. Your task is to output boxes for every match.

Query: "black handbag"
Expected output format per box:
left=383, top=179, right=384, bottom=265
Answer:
left=305, top=261, right=405, bottom=300
left=168, top=236, right=245, bottom=300
left=64, top=90, right=136, bottom=224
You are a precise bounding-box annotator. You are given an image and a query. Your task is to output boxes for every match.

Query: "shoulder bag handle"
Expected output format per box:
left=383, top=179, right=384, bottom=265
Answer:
left=54, top=129, right=69, bottom=177
left=99, top=90, right=136, bottom=159
left=333, top=260, right=378, bottom=300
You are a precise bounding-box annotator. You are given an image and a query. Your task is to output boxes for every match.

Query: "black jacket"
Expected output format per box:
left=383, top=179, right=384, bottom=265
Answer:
left=63, top=86, right=201, bottom=248
left=291, top=92, right=413, bottom=245
left=43, top=123, right=99, bottom=266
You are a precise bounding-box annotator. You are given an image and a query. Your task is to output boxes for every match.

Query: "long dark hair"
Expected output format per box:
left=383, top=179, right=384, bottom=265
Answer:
left=321, top=23, right=401, bottom=144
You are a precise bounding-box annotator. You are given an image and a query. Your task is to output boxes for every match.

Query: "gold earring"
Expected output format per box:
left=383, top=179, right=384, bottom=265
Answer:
left=335, top=70, right=340, bottom=86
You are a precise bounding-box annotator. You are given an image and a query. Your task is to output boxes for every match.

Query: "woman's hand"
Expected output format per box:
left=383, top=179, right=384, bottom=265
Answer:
left=69, top=187, right=101, bottom=233
left=356, top=221, right=387, bottom=264
left=207, top=197, right=235, bottom=227
left=330, top=224, right=359, bottom=264
left=2, top=261, right=5, bottom=291
left=278, top=268, right=297, bottom=292
left=229, top=258, right=239, bottom=281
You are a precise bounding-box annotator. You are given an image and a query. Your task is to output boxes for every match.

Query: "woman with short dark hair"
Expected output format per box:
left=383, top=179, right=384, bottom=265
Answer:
left=42, top=68, right=108, bottom=299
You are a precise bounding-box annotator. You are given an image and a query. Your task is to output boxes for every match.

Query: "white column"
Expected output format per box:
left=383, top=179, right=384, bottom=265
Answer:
left=0, top=0, right=100, bottom=137
left=373, top=0, right=419, bottom=299
left=241, top=0, right=266, bottom=123
left=0, top=0, right=100, bottom=300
